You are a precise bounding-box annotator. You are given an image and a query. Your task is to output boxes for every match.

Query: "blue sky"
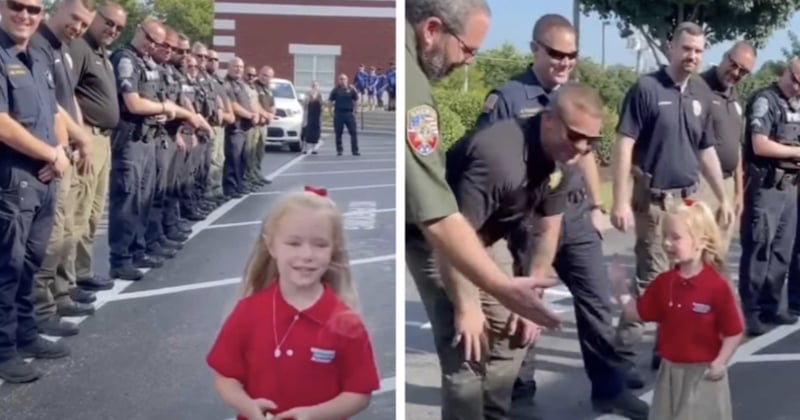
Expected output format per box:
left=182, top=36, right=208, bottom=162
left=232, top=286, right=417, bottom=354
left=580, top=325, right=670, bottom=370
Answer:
left=484, top=0, right=800, bottom=70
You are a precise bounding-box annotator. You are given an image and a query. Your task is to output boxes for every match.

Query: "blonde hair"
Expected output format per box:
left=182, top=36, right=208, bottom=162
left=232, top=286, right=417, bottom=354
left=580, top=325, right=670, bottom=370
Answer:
left=664, top=199, right=725, bottom=273
left=238, top=191, right=359, bottom=311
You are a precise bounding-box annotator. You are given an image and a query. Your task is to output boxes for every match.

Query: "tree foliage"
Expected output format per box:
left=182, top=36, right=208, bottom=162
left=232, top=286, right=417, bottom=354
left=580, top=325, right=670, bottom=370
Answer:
left=580, top=0, right=800, bottom=57
left=152, top=0, right=213, bottom=44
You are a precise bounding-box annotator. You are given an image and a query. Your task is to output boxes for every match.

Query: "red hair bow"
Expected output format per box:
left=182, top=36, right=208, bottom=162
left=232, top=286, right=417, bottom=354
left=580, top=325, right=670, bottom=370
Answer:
left=684, top=198, right=695, bottom=206
left=305, top=185, right=328, bottom=197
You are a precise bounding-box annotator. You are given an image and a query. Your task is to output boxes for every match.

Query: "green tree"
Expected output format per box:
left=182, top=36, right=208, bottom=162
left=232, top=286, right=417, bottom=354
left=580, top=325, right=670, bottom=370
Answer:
left=738, top=60, right=784, bottom=101
left=781, top=30, right=800, bottom=59
left=152, top=0, right=213, bottom=44
left=432, top=64, right=488, bottom=95
left=473, top=42, right=529, bottom=89
left=580, top=0, right=800, bottom=57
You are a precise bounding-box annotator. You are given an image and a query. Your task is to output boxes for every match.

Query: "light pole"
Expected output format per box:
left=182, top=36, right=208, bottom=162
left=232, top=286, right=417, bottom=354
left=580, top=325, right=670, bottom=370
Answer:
left=601, top=21, right=610, bottom=68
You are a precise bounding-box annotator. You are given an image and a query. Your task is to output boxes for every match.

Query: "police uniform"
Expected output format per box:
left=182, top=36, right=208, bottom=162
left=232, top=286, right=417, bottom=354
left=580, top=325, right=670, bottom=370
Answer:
left=194, top=69, right=221, bottom=202
left=67, top=29, right=118, bottom=292
left=242, top=79, right=262, bottom=190
left=405, top=20, right=467, bottom=419
left=206, top=71, right=229, bottom=199
left=0, top=28, right=70, bottom=381
left=30, top=24, right=94, bottom=334
left=477, top=67, right=637, bottom=414
left=107, top=45, right=166, bottom=279
left=328, top=85, right=359, bottom=155
left=696, top=67, right=745, bottom=255
left=223, top=74, right=253, bottom=197
left=144, top=61, right=183, bottom=259
left=183, top=69, right=215, bottom=214
left=251, top=79, right=273, bottom=184
left=444, top=116, right=571, bottom=419
left=615, top=66, right=716, bottom=377
left=739, top=83, right=800, bottom=331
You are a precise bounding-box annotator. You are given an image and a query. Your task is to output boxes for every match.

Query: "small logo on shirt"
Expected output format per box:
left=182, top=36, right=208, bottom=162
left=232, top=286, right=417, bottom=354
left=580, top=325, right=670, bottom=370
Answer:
left=692, top=302, right=710, bottom=314
left=692, top=99, right=702, bottom=117
left=310, top=347, right=336, bottom=363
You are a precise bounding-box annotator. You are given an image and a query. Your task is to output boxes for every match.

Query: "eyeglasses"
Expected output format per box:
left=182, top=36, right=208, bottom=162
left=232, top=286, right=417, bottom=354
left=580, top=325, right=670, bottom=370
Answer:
left=247, top=73, right=257, bottom=78
left=207, top=57, right=219, bottom=63
left=536, top=40, right=578, bottom=62
left=725, top=53, right=751, bottom=77
left=139, top=26, right=166, bottom=48
left=97, top=11, right=124, bottom=32
left=444, top=25, right=478, bottom=57
left=6, top=0, right=42, bottom=15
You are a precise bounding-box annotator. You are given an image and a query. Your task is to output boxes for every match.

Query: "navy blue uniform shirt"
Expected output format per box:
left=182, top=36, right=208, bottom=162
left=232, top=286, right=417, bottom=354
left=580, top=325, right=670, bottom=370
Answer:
left=70, top=31, right=119, bottom=129
left=617, top=66, right=716, bottom=189
left=743, top=83, right=800, bottom=169
left=0, top=29, right=59, bottom=151
left=31, top=24, right=78, bottom=120
left=329, top=86, right=358, bottom=113
left=110, top=44, right=161, bottom=126
left=699, top=67, right=744, bottom=176
left=475, top=66, right=585, bottom=194
left=446, top=116, right=569, bottom=245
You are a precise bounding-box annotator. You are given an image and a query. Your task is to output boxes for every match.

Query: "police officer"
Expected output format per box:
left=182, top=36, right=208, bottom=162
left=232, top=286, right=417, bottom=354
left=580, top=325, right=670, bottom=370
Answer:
left=30, top=0, right=97, bottom=338
left=406, top=2, right=562, bottom=418
left=250, top=65, right=275, bottom=186
left=696, top=42, right=756, bottom=255
left=0, top=0, right=71, bottom=383
left=242, top=65, right=266, bottom=191
left=740, top=59, right=800, bottom=336
left=223, top=57, right=256, bottom=198
left=144, top=27, right=186, bottom=259
left=191, top=42, right=225, bottom=207
left=444, top=82, right=604, bottom=419
left=107, top=18, right=205, bottom=280
left=475, top=14, right=646, bottom=418
left=204, top=48, right=233, bottom=202
left=611, top=22, right=732, bottom=384
left=328, top=74, right=360, bottom=156
left=65, top=1, right=125, bottom=294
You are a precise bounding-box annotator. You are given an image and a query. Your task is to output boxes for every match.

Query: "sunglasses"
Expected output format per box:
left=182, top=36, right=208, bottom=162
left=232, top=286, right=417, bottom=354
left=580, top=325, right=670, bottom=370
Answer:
left=207, top=57, right=219, bottom=63
left=725, top=53, right=751, bottom=77
left=536, top=40, right=578, bottom=61
left=558, top=113, right=600, bottom=156
left=98, top=11, right=124, bottom=32
left=247, top=73, right=257, bottom=78
left=6, top=0, right=42, bottom=15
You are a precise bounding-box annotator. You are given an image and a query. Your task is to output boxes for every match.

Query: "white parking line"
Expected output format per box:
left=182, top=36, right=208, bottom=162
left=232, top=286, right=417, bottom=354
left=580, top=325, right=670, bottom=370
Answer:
left=249, top=183, right=395, bottom=197
left=104, top=254, right=397, bottom=303
left=737, top=353, right=800, bottom=363
left=205, top=208, right=396, bottom=230
left=279, top=168, right=394, bottom=176
left=0, top=142, right=323, bottom=387
left=299, top=159, right=394, bottom=164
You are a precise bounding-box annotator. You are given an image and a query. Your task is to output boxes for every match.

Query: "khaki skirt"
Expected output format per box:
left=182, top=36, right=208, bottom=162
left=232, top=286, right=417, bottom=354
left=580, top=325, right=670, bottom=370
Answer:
left=649, top=360, right=733, bottom=420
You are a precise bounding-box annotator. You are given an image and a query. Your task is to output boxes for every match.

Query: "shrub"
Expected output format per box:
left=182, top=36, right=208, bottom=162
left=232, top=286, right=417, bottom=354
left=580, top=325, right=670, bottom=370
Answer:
left=438, top=106, right=466, bottom=151
left=596, top=107, right=619, bottom=166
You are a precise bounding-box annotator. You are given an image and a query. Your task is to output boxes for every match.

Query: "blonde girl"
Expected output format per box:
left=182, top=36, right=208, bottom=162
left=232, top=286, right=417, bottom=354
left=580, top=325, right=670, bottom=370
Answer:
left=207, top=188, right=380, bottom=420
left=610, top=198, right=743, bottom=420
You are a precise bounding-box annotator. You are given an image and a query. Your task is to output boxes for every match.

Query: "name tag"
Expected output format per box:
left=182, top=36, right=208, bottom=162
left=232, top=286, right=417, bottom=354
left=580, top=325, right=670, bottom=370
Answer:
left=310, top=347, right=336, bottom=363
left=145, top=70, right=160, bottom=81
left=692, top=302, right=710, bottom=314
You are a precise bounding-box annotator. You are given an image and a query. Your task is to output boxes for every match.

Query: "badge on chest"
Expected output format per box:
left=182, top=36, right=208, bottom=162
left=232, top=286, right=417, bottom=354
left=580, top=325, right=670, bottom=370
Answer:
left=310, top=347, right=336, bottom=364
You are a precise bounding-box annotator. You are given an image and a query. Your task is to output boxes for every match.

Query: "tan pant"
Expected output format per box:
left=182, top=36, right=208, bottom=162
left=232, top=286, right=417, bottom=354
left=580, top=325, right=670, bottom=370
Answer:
left=65, top=132, right=111, bottom=283
left=407, top=233, right=525, bottom=420
left=697, top=176, right=738, bottom=257
left=207, top=126, right=225, bottom=196
left=32, top=165, right=76, bottom=319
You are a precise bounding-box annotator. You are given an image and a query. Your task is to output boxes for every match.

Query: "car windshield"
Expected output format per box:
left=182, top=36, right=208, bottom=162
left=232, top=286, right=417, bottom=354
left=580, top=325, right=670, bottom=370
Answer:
left=269, top=82, right=296, bottom=99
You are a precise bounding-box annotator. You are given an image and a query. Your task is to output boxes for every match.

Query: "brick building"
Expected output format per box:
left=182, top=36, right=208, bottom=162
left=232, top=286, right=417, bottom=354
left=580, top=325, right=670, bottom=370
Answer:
left=212, top=0, right=396, bottom=93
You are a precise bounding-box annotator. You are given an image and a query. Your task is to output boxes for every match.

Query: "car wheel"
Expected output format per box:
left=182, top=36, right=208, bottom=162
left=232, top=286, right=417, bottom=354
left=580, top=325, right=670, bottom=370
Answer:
left=289, top=141, right=302, bottom=153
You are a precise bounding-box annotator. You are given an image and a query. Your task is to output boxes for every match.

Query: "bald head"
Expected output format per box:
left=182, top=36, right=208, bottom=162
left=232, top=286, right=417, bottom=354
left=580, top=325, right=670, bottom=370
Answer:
left=551, top=83, right=603, bottom=126
left=540, top=82, right=604, bottom=164
left=141, top=17, right=163, bottom=33
left=99, top=1, right=124, bottom=18
left=716, top=40, right=756, bottom=88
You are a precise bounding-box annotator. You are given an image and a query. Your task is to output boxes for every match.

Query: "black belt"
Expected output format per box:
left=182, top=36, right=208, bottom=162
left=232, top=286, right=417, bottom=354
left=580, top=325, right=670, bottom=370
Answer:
left=567, top=188, right=587, bottom=204
left=722, top=169, right=734, bottom=179
left=648, top=185, right=696, bottom=202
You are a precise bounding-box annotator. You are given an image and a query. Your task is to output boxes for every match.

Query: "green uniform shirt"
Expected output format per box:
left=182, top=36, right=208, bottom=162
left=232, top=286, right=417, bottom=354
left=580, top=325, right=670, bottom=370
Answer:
left=256, top=81, right=275, bottom=111
left=405, top=20, right=459, bottom=226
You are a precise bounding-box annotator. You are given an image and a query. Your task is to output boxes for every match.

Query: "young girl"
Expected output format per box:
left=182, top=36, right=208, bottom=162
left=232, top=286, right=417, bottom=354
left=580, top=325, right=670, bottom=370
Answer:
left=207, top=187, right=380, bottom=420
left=610, top=198, right=743, bottom=420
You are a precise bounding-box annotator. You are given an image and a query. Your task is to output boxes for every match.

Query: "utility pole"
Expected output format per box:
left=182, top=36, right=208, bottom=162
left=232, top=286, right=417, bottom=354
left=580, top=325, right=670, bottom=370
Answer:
left=573, top=0, right=580, bottom=47
left=601, top=21, right=609, bottom=68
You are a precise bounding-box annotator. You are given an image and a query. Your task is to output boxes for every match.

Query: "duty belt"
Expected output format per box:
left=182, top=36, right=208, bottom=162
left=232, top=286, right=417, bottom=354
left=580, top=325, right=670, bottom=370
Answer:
left=567, top=188, right=587, bottom=204
left=648, top=185, right=696, bottom=202
left=722, top=169, right=734, bottom=179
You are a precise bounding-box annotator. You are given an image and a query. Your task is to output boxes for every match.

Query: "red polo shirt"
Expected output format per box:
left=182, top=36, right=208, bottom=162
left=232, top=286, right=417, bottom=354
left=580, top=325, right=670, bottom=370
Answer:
left=637, top=264, right=743, bottom=363
left=207, top=283, right=380, bottom=419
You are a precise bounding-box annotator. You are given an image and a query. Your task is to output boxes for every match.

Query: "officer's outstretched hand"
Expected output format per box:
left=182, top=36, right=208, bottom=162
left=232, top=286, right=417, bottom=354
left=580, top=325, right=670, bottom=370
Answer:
left=717, top=199, right=734, bottom=228
left=496, top=277, right=561, bottom=330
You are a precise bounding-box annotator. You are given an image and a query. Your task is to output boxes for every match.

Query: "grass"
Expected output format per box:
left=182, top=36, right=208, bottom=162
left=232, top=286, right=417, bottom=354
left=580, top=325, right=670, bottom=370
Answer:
left=599, top=181, right=613, bottom=212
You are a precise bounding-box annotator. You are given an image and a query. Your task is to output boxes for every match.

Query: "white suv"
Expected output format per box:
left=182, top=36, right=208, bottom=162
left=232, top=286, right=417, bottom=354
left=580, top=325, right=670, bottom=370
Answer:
left=265, top=78, right=305, bottom=152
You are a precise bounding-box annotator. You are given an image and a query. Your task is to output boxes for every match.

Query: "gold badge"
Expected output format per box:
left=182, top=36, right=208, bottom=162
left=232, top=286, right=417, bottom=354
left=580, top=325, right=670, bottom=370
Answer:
left=549, top=169, right=563, bottom=190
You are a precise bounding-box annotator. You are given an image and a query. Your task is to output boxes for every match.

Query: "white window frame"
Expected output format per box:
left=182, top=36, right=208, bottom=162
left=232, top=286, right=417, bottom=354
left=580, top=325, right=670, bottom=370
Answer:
left=289, top=44, right=341, bottom=94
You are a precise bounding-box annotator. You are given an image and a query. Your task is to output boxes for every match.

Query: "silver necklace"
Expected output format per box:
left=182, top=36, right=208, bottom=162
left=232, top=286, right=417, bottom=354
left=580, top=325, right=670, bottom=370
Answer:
left=272, top=291, right=300, bottom=358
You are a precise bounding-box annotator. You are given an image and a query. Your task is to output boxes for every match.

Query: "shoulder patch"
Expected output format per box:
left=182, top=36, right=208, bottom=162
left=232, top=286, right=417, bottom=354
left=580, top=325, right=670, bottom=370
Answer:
left=483, top=93, right=499, bottom=112
left=753, top=96, right=769, bottom=118
left=118, top=57, right=133, bottom=78
left=407, top=105, right=439, bottom=157
left=549, top=169, right=563, bottom=190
